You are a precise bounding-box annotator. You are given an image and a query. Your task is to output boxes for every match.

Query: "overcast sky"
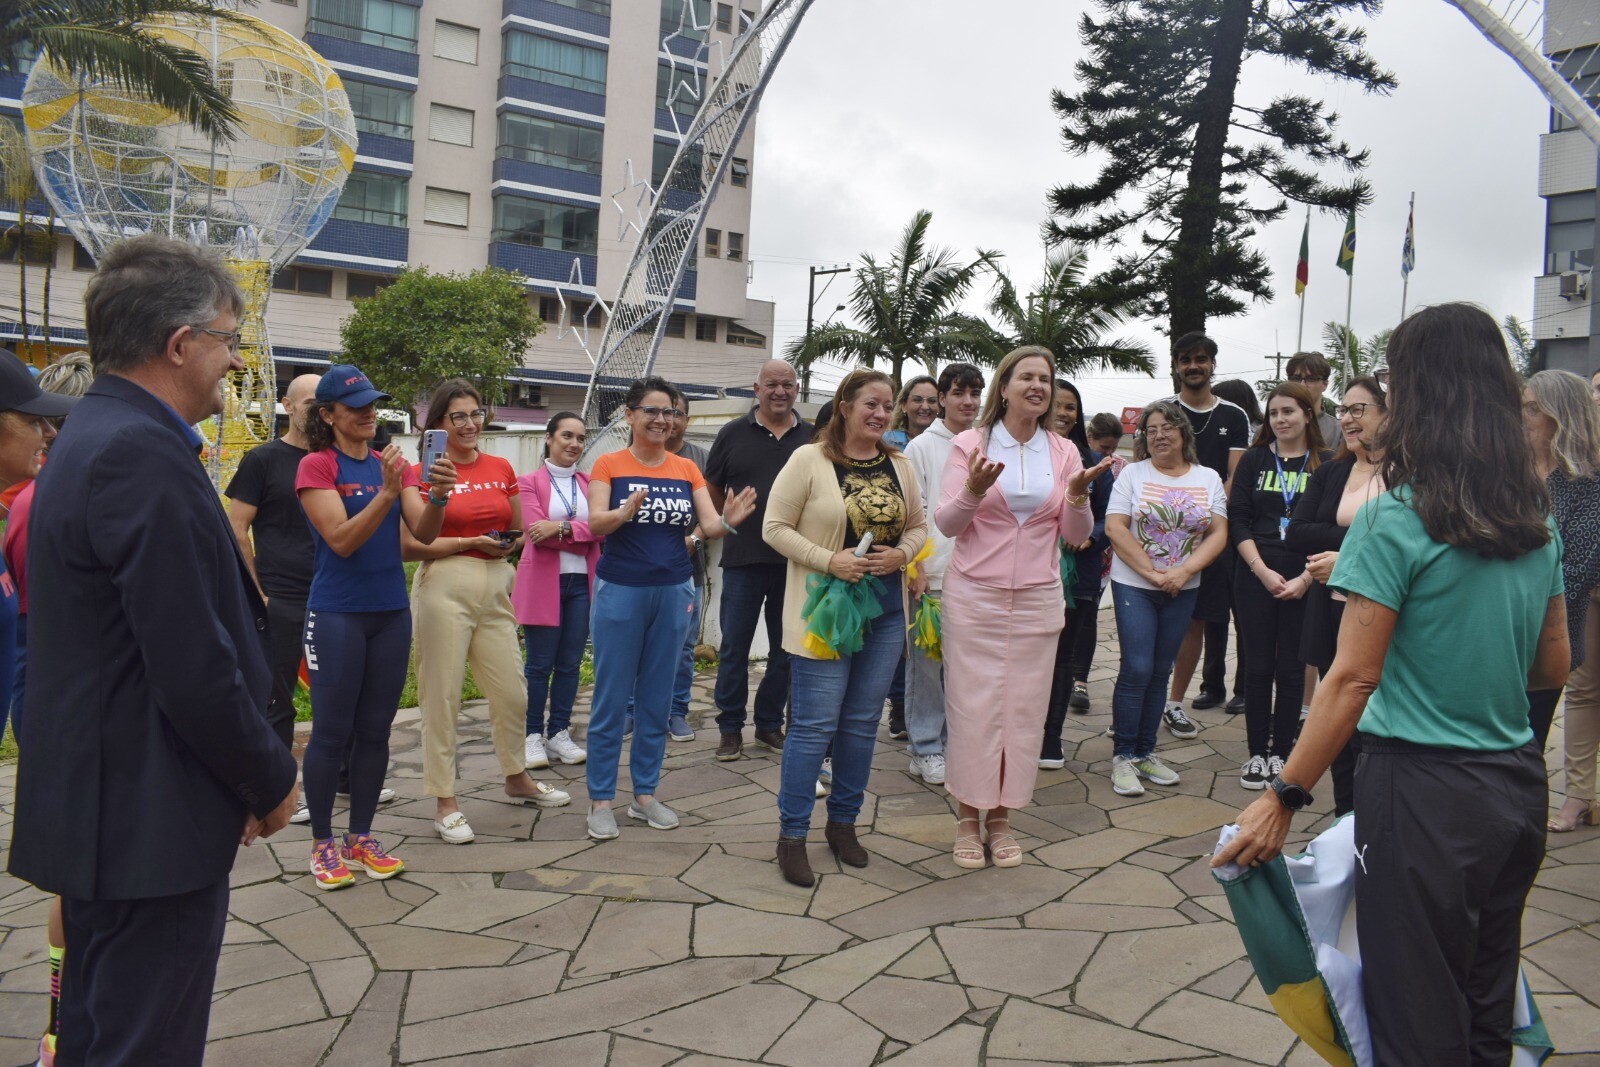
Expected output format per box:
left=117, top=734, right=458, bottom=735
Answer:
left=743, top=0, right=1551, bottom=416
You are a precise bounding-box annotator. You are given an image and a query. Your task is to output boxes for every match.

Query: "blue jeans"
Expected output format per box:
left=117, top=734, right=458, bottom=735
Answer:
left=524, top=572, right=591, bottom=736
left=713, top=563, right=790, bottom=734
left=778, top=576, right=903, bottom=838
left=628, top=583, right=701, bottom=719
left=587, top=578, right=693, bottom=802
left=904, top=594, right=946, bottom=757
left=1110, top=581, right=1198, bottom=759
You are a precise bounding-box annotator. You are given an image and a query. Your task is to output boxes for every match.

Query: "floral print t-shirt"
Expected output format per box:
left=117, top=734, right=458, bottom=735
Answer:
left=1105, top=458, right=1227, bottom=591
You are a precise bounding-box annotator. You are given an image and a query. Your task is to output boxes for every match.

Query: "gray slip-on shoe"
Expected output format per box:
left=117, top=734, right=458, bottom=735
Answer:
left=586, top=807, right=620, bottom=840
left=627, top=798, right=679, bottom=830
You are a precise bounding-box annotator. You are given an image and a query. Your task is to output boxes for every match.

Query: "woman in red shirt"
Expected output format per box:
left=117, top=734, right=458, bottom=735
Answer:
left=404, top=379, right=570, bottom=844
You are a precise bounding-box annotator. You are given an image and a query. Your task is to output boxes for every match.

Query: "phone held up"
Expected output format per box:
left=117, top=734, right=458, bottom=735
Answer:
left=421, top=429, right=448, bottom=477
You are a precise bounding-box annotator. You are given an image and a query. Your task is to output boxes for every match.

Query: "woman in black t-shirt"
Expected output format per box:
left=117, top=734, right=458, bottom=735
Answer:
left=1227, top=383, right=1328, bottom=789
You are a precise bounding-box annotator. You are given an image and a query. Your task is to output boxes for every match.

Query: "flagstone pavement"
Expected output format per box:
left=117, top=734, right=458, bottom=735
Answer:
left=0, top=624, right=1598, bottom=1066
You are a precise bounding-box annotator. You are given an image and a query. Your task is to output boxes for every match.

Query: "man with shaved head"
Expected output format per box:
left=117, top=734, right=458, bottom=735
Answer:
left=704, top=359, right=810, bottom=760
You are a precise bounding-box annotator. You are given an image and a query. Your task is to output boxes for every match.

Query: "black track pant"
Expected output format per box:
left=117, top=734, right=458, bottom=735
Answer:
left=1233, top=557, right=1307, bottom=758
left=1355, top=737, right=1545, bottom=1065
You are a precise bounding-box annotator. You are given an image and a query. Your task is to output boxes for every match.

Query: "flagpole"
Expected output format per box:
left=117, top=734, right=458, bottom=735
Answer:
left=1400, top=191, right=1414, bottom=321
left=1296, top=205, right=1309, bottom=351
left=1343, top=267, right=1354, bottom=385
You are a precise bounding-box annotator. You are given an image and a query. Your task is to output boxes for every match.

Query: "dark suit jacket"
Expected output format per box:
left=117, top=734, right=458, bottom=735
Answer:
left=8, top=375, right=297, bottom=900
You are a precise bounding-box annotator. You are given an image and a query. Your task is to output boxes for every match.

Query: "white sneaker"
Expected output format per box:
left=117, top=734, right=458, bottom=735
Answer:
left=377, top=787, right=396, bottom=805
left=909, top=753, right=946, bottom=784
left=434, top=811, right=474, bottom=844
left=1110, top=754, right=1144, bottom=796
left=290, top=802, right=311, bottom=825
left=524, top=733, right=550, bottom=770
left=547, top=729, right=587, bottom=765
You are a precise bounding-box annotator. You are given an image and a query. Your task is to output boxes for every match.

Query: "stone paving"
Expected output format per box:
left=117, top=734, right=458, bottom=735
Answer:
left=0, top=623, right=1598, bottom=1065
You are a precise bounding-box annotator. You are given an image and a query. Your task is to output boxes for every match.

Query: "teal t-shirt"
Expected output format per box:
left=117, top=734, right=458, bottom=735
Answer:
left=1329, top=488, right=1564, bottom=751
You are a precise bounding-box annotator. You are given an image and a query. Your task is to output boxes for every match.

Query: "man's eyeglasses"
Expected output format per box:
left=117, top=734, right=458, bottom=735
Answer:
left=447, top=408, right=489, bottom=426
left=1288, top=374, right=1327, bottom=384
left=631, top=405, right=685, bottom=421
left=191, top=325, right=242, bottom=353
left=1335, top=403, right=1371, bottom=419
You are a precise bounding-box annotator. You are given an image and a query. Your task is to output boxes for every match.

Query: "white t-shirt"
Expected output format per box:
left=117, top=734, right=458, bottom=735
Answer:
left=1106, top=459, right=1227, bottom=591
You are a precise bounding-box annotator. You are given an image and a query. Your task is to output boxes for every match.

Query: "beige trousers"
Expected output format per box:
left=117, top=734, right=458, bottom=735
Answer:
left=413, top=555, right=528, bottom=797
left=1563, top=588, right=1600, bottom=802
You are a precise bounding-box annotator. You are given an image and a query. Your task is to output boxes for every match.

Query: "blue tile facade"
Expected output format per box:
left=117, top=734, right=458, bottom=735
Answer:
left=355, top=131, right=414, bottom=166
left=490, top=242, right=597, bottom=285
left=498, top=75, right=606, bottom=118
left=492, top=157, right=601, bottom=198
left=305, top=33, right=420, bottom=79
left=303, top=218, right=409, bottom=265
left=503, top=0, right=611, bottom=38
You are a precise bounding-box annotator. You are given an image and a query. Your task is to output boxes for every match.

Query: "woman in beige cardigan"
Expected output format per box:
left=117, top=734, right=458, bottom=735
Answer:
left=763, top=369, right=929, bottom=888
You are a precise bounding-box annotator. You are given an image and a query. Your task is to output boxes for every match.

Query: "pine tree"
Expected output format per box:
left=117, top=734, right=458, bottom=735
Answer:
left=1046, top=0, right=1396, bottom=341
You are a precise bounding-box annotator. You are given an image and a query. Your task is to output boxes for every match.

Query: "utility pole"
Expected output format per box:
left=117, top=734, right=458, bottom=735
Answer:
left=802, top=263, right=850, bottom=402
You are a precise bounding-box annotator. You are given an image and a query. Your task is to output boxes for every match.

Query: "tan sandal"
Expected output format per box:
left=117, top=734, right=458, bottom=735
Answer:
left=1548, top=800, right=1599, bottom=833
left=953, top=817, right=986, bottom=869
left=986, top=817, right=1023, bottom=868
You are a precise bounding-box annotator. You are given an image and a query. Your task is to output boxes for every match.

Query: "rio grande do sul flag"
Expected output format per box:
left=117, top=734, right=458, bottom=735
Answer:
left=1212, top=817, right=1553, bottom=1066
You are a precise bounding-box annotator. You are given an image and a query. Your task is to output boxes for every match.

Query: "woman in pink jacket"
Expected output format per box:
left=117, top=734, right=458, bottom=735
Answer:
left=515, top=412, right=601, bottom=770
left=937, top=346, right=1110, bottom=869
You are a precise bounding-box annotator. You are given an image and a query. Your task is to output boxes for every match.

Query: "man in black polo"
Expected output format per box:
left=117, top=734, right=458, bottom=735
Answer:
left=1163, top=332, right=1250, bottom=736
left=705, top=359, right=811, bottom=760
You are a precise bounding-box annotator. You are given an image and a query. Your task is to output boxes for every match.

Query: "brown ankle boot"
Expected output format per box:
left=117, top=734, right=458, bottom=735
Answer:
left=776, top=836, right=814, bottom=887
left=825, top=821, right=868, bottom=868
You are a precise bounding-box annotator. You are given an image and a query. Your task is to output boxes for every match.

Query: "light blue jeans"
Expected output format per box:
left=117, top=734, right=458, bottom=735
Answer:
left=778, top=576, right=903, bottom=838
left=1110, top=581, right=1199, bottom=759
left=586, top=577, right=694, bottom=802
left=904, top=593, right=946, bottom=757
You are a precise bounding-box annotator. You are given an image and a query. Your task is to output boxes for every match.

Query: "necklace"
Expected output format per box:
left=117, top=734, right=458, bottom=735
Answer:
left=1179, top=396, right=1217, bottom=437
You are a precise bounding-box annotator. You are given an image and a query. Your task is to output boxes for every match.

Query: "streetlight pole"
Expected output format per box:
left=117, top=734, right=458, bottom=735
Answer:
left=803, top=263, right=850, bottom=402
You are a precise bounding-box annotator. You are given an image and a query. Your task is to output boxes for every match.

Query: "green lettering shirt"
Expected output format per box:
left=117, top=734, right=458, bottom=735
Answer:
left=1329, top=489, right=1563, bottom=751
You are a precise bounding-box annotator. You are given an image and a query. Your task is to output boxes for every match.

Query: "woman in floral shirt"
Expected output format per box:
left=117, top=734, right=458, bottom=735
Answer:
left=1102, top=401, right=1229, bottom=796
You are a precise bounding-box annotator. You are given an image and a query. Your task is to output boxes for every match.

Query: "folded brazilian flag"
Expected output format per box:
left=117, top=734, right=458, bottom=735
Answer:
left=1212, top=817, right=1553, bottom=1066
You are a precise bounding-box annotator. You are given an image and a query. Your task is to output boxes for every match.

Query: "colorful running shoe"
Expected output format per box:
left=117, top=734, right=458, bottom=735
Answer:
left=310, top=838, right=355, bottom=891
left=342, top=834, right=405, bottom=879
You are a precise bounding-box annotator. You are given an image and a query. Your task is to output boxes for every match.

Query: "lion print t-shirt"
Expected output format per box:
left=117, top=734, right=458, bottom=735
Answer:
left=833, top=452, right=905, bottom=551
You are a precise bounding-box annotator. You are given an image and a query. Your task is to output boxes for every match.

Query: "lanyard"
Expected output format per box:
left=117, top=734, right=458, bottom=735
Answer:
left=548, top=472, right=577, bottom=519
left=1272, top=446, right=1309, bottom=538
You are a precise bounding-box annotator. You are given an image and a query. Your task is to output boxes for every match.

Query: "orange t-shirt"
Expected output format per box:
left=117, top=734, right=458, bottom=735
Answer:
left=413, top=454, right=519, bottom=559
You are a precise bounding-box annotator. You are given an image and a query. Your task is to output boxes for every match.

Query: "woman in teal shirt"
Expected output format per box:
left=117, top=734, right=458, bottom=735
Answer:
left=1216, top=303, right=1569, bottom=1065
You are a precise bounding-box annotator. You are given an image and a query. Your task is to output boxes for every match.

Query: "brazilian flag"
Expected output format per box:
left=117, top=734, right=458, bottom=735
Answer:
left=1213, top=817, right=1553, bottom=1066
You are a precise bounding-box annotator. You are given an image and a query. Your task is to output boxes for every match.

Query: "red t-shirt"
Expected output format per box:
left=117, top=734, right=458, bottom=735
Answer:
left=413, top=453, right=519, bottom=559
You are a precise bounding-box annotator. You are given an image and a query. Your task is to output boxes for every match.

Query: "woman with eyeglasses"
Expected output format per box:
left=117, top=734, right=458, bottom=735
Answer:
left=583, top=377, right=756, bottom=841
left=1228, top=383, right=1327, bottom=790
left=404, top=379, right=569, bottom=845
left=883, top=375, right=940, bottom=450
left=1285, top=376, right=1387, bottom=816
left=1521, top=371, right=1600, bottom=831
left=515, top=412, right=598, bottom=772
left=297, top=365, right=457, bottom=889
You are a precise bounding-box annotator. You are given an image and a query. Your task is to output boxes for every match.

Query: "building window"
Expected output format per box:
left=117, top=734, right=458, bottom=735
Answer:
left=1546, top=192, right=1596, bottom=274
left=0, top=231, right=54, bottom=266
left=505, top=382, right=545, bottom=407
left=346, top=273, right=394, bottom=299
left=492, top=195, right=599, bottom=256
left=660, top=0, right=711, bottom=38
left=433, top=21, right=479, bottom=64
left=307, top=0, right=419, bottom=53
left=73, top=241, right=96, bottom=271
left=272, top=266, right=334, bottom=296
left=549, top=0, right=611, bottom=14
left=704, top=228, right=720, bottom=258
left=502, top=30, right=608, bottom=96
left=727, top=231, right=743, bottom=261
left=694, top=315, right=717, bottom=342
left=730, top=157, right=748, bottom=187
left=537, top=295, right=562, bottom=321
left=715, top=3, right=732, bottom=31
left=345, top=80, right=413, bottom=139
left=423, top=187, right=470, bottom=227
left=428, top=103, right=474, bottom=146
left=664, top=312, right=686, bottom=337
left=653, top=141, right=702, bottom=191
left=497, top=112, right=602, bottom=174
left=332, top=172, right=409, bottom=228
left=740, top=8, right=754, bottom=30
left=656, top=64, right=700, bottom=118
left=726, top=322, right=764, bottom=348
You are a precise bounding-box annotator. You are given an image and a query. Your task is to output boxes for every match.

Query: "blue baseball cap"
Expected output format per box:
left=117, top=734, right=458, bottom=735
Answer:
left=317, top=364, right=389, bottom=408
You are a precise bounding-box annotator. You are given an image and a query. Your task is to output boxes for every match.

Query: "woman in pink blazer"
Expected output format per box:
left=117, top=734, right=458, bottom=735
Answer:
left=515, top=412, right=601, bottom=771
left=936, top=347, right=1110, bottom=869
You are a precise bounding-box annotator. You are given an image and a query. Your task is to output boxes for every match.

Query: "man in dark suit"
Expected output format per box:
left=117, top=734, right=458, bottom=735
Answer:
left=9, top=234, right=299, bottom=1066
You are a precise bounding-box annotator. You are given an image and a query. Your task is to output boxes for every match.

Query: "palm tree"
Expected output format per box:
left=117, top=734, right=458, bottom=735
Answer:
left=785, top=210, right=1000, bottom=390
left=1502, top=314, right=1537, bottom=375
left=0, top=121, right=36, bottom=353
left=1, top=1, right=256, bottom=142
left=984, top=246, right=1154, bottom=378
left=1321, top=321, right=1392, bottom=394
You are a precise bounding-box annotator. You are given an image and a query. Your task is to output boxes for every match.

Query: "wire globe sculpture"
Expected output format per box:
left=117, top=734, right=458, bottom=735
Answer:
left=21, top=11, right=356, bottom=485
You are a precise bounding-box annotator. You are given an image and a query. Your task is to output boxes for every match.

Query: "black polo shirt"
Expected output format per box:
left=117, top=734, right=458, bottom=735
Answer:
left=705, top=407, right=812, bottom=568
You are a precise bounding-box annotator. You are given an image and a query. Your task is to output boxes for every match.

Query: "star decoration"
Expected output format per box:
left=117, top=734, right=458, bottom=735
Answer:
left=609, top=157, right=657, bottom=244
left=554, top=257, right=611, bottom=368
left=659, top=0, right=711, bottom=138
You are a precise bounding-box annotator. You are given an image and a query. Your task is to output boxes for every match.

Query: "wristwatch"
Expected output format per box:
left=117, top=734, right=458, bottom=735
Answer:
left=1268, top=776, right=1314, bottom=811
left=690, top=535, right=703, bottom=550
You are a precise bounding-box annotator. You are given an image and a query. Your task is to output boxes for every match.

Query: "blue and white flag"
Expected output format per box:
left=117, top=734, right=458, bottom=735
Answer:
left=1401, top=206, right=1416, bottom=279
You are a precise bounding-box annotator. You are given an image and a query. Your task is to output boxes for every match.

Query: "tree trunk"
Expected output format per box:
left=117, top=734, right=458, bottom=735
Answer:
left=1166, top=0, right=1252, bottom=342
left=15, top=218, right=28, bottom=361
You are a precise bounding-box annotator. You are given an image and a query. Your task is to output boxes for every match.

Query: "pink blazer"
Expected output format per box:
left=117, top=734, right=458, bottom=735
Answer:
left=935, top=427, right=1093, bottom=590
left=512, top=467, right=600, bottom=626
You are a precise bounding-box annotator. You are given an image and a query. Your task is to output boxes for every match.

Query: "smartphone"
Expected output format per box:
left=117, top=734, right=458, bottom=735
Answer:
left=421, top=429, right=448, bottom=476
left=496, top=529, right=522, bottom=546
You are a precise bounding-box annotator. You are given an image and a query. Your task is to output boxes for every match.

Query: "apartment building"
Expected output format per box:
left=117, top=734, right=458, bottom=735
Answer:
left=0, top=0, right=774, bottom=424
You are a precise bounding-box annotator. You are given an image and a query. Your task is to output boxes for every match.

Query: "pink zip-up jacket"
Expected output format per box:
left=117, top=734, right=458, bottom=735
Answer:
left=935, top=427, right=1093, bottom=590
left=512, top=466, right=600, bottom=626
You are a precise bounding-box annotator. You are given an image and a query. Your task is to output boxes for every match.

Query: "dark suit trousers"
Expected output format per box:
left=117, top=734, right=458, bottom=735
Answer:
left=265, top=596, right=307, bottom=750
left=57, top=879, right=230, bottom=1067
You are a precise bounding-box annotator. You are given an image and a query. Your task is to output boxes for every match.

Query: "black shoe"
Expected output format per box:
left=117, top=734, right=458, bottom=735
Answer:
left=716, top=733, right=743, bottom=761
left=753, top=728, right=786, bottom=752
left=1191, top=689, right=1223, bottom=710
left=1226, top=693, right=1246, bottom=714
left=1068, top=681, right=1091, bottom=712
left=887, top=702, right=908, bottom=741
left=777, top=836, right=815, bottom=887
left=1039, top=705, right=1067, bottom=769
